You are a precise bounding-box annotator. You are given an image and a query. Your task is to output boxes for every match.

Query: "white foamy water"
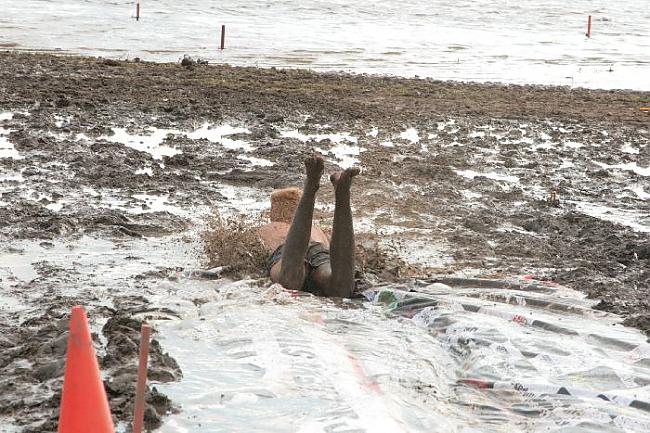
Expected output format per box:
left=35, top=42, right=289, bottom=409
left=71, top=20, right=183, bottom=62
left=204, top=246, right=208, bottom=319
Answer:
left=2, top=0, right=649, bottom=90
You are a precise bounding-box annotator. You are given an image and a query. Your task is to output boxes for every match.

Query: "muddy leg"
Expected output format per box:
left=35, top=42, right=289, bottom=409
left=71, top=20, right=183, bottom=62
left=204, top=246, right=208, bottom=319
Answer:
left=327, top=167, right=360, bottom=297
left=278, top=156, right=324, bottom=289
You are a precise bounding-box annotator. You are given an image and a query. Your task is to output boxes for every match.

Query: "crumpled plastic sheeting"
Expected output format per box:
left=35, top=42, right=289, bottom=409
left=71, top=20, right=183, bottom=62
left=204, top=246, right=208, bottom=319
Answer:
left=366, top=277, right=650, bottom=430
left=150, top=276, right=650, bottom=432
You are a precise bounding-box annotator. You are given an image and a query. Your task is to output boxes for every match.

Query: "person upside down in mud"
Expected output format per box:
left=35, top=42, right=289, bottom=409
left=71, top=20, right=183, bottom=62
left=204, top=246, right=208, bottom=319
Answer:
left=257, top=155, right=360, bottom=298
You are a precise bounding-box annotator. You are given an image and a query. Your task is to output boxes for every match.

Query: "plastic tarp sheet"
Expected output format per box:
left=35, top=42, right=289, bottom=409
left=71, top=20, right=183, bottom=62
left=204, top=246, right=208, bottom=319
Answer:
left=149, top=277, right=650, bottom=432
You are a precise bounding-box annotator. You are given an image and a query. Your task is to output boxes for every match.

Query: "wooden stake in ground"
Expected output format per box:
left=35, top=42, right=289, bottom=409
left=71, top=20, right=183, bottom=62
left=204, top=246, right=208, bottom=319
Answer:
left=132, top=324, right=152, bottom=433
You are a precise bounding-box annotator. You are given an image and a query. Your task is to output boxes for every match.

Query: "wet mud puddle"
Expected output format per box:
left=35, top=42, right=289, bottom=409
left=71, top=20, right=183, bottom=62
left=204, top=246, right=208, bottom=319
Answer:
left=1, top=96, right=648, bottom=432
left=148, top=277, right=650, bottom=432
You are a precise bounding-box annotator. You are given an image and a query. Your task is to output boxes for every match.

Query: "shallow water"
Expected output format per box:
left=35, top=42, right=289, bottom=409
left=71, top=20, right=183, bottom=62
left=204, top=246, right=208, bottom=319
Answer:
left=570, top=201, right=650, bottom=233
left=74, top=123, right=253, bottom=160
left=2, top=0, right=649, bottom=89
left=0, top=112, right=21, bottom=159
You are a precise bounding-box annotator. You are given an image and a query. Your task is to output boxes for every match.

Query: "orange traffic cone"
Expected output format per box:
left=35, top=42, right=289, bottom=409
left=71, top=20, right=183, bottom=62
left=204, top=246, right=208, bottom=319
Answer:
left=58, top=306, right=115, bottom=433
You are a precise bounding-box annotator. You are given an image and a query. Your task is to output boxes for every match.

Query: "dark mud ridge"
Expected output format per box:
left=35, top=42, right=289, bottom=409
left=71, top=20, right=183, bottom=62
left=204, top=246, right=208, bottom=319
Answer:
left=0, top=51, right=649, bottom=430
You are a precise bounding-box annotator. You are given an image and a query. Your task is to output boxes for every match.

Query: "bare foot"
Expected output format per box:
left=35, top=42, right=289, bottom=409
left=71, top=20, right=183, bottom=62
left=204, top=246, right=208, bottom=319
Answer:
left=330, top=167, right=360, bottom=195
left=304, top=155, right=324, bottom=192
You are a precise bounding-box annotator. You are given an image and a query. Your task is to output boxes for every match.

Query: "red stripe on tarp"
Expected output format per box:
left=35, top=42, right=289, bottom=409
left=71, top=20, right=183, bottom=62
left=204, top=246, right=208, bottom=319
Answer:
left=348, top=353, right=383, bottom=394
left=458, top=379, right=494, bottom=389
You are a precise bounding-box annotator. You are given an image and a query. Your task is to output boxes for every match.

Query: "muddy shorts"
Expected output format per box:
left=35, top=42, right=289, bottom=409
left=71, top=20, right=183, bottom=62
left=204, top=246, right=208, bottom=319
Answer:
left=266, top=241, right=330, bottom=293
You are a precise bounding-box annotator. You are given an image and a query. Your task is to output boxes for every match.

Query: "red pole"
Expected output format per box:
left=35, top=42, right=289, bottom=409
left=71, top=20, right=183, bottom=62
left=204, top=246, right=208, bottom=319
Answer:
left=132, top=324, right=152, bottom=433
left=220, top=25, right=225, bottom=50
left=586, top=15, right=592, bottom=38
left=136, top=2, right=140, bottom=21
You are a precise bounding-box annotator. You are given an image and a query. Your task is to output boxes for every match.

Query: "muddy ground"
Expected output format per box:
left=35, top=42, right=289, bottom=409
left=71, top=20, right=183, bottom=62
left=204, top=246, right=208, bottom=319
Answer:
left=0, top=51, right=649, bottom=430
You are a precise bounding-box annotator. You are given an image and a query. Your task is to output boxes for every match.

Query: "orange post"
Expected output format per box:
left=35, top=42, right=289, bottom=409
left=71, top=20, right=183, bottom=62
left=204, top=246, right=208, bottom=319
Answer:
left=586, top=15, right=592, bottom=38
left=220, top=25, right=226, bottom=50
left=132, top=324, right=152, bottom=433
left=58, top=306, right=115, bottom=433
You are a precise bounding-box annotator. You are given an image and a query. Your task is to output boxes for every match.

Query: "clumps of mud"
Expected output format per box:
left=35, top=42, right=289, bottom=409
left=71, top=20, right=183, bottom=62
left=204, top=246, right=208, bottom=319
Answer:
left=0, top=300, right=181, bottom=433
left=355, top=237, right=420, bottom=290
left=0, top=307, right=69, bottom=433
left=0, top=203, right=189, bottom=241
left=201, top=212, right=268, bottom=279
left=102, top=309, right=182, bottom=431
